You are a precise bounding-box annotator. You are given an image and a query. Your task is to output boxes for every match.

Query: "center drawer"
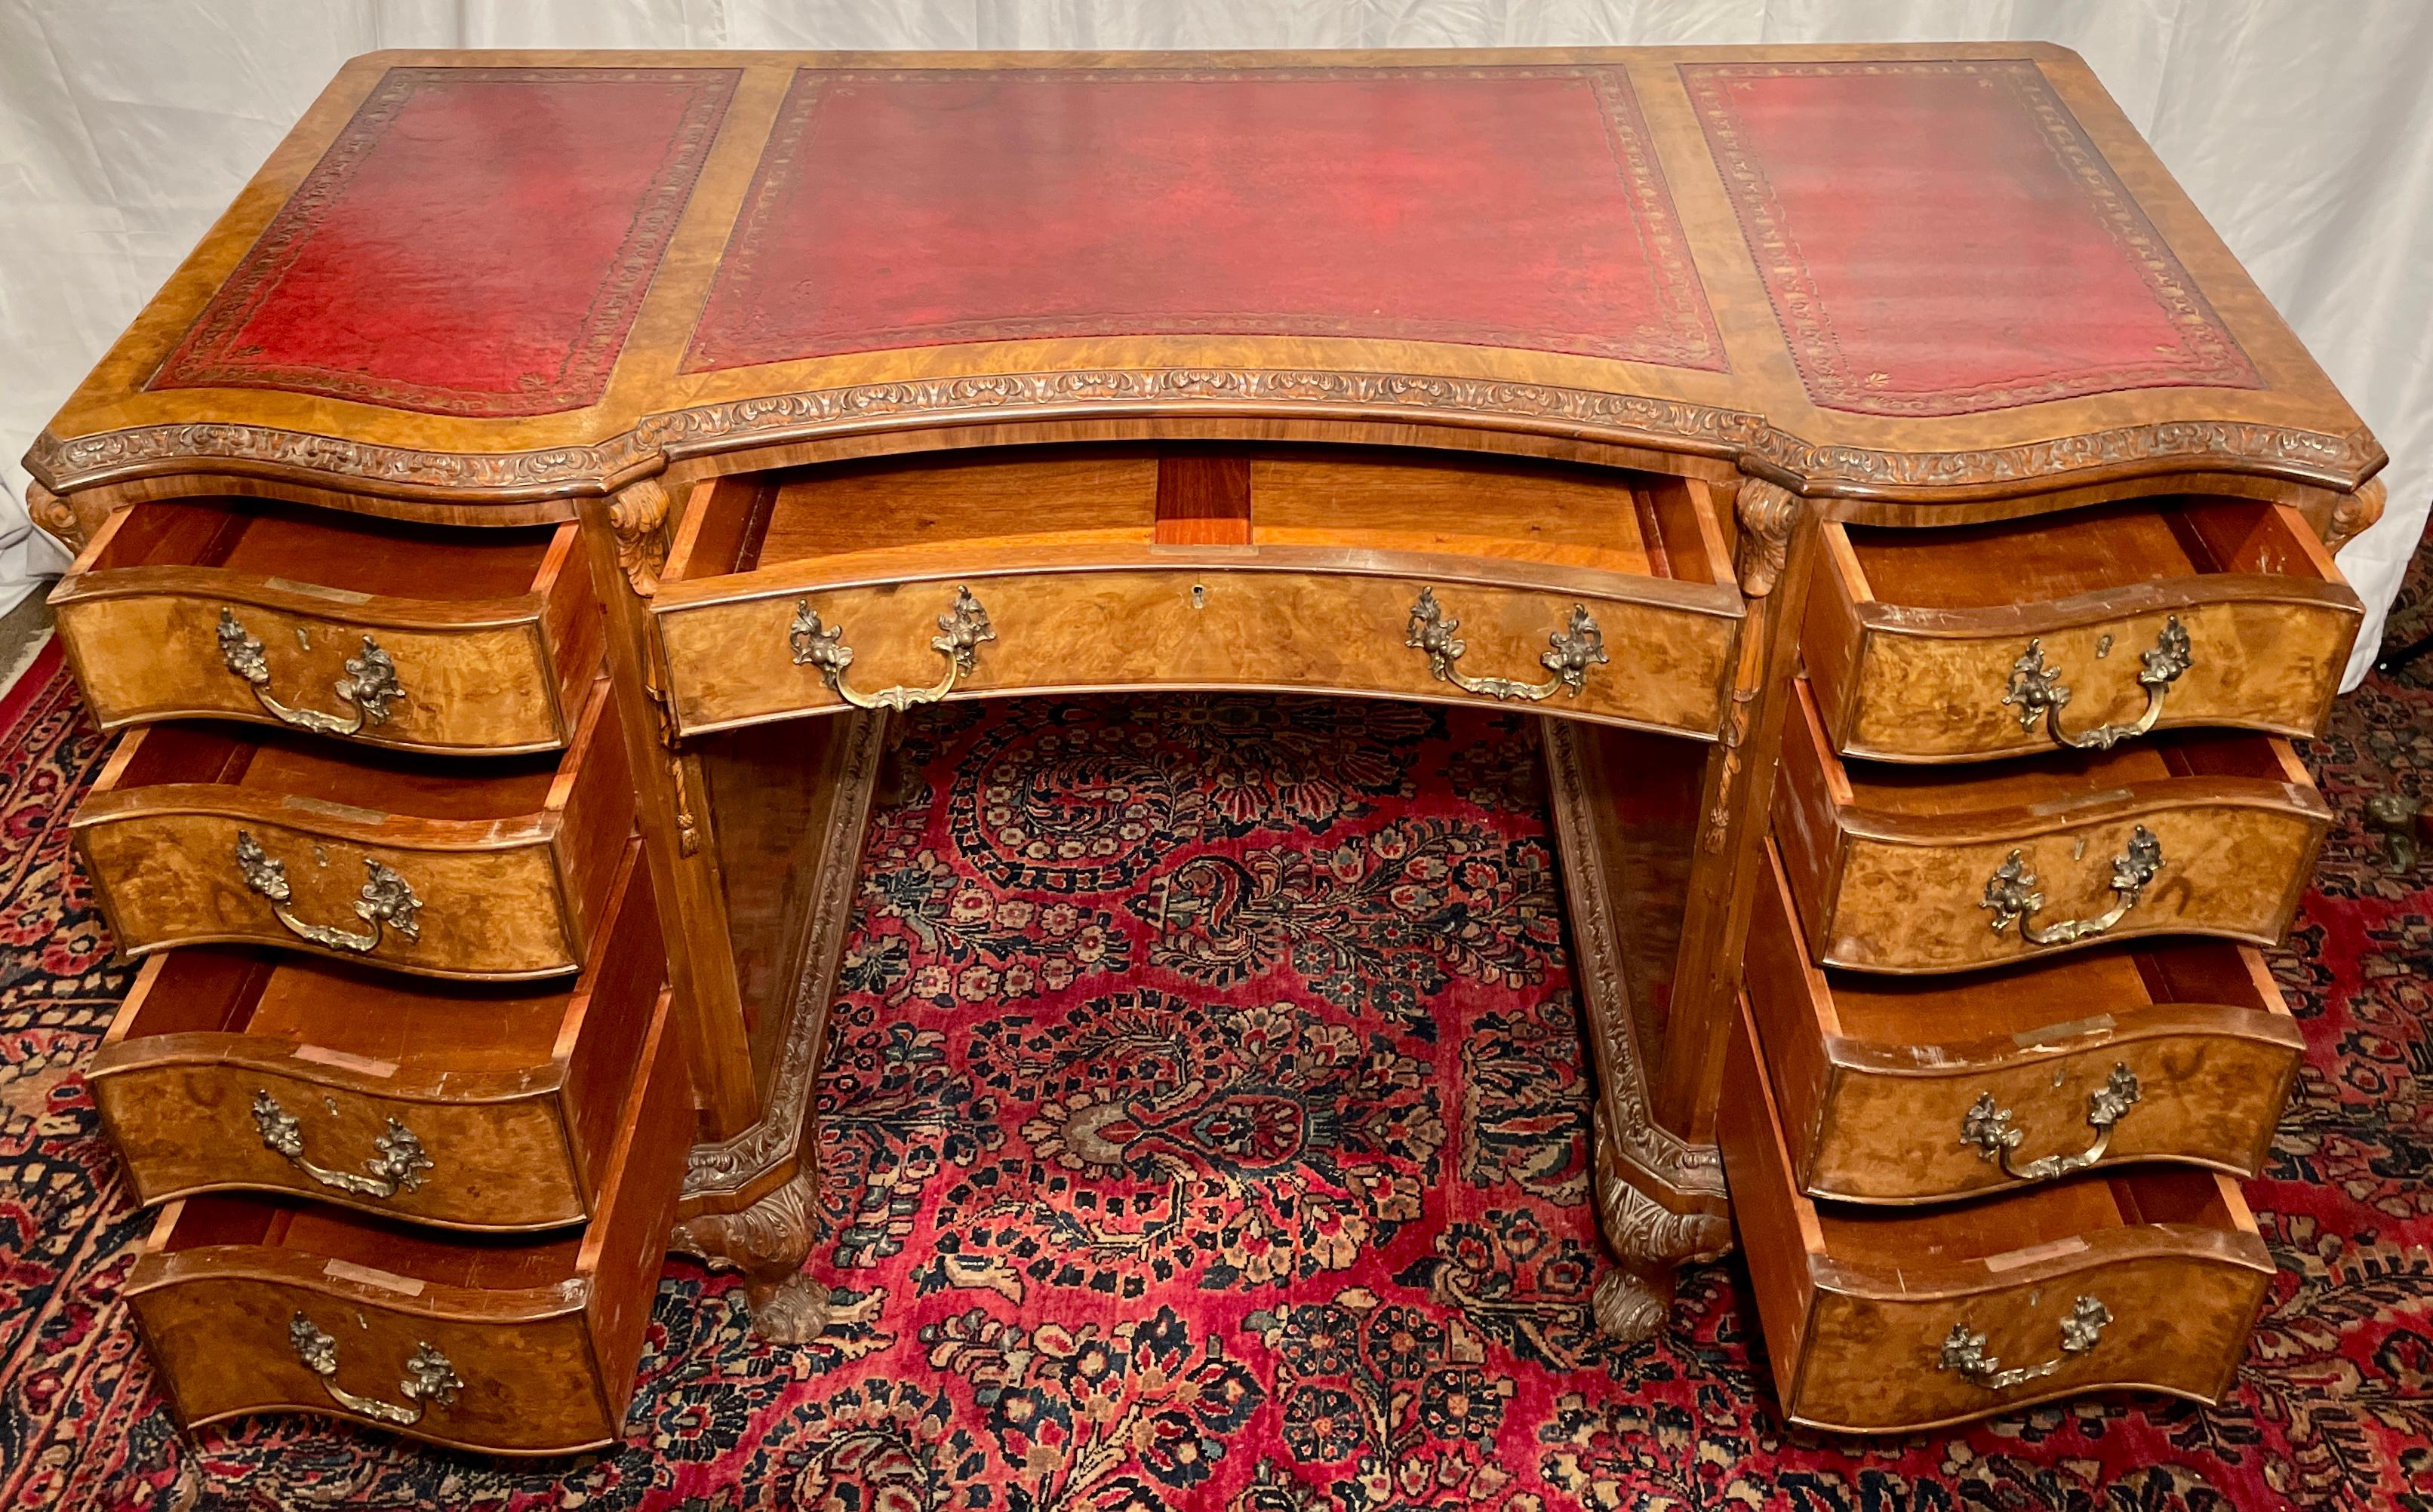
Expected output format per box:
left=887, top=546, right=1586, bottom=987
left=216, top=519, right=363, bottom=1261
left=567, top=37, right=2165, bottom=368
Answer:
left=123, top=985, right=686, bottom=1456
left=1801, top=495, right=2361, bottom=763
left=647, top=445, right=1745, bottom=741
left=51, top=496, right=600, bottom=755
left=90, top=843, right=660, bottom=1231
left=1775, top=677, right=2330, bottom=973
left=71, top=678, right=632, bottom=979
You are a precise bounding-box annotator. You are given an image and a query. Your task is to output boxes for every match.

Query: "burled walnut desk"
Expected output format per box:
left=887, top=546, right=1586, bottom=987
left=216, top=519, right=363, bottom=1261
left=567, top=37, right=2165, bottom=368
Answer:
left=34, top=47, right=2380, bottom=1450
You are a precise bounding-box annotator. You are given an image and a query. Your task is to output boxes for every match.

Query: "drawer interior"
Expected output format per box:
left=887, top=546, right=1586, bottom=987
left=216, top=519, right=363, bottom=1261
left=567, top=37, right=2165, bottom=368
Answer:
left=103, top=706, right=580, bottom=820
left=1810, top=1165, right=2247, bottom=1268
left=1836, top=496, right=2336, bottom=610
left=1825, top=716, right=2308, bottom=818
left=83, top=496, right=566, bottom=601
left=111, top=948, right=580, bottom=1074
left=157, top=1194, right=585, bottom=1292
left=1820, top=937, right=2284, bottom=1048
left=668, top=442, right=1724, bottom=585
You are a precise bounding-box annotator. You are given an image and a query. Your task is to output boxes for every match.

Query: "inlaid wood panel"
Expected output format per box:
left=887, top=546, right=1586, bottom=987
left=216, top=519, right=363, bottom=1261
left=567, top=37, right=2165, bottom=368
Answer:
left=1745, top=841, right=2301, bottom=1203
left=1719, top=994, right=2274, bottom=1434
left=1773, top=678, right=2328, bottom=973
left=91, top=844, right=660, bottom=1229
left=123, top=985, right=687, bottom=1456
left=51, top=498, right=601, bottom=754
left=1802, top=498, right=2361, bottom=762
left=71, top=681, right=632, bottom=979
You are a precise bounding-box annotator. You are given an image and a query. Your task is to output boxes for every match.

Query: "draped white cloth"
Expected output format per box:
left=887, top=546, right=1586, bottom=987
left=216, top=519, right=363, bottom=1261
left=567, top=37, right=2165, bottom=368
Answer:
left=3, top=2, right=2425, bottom=681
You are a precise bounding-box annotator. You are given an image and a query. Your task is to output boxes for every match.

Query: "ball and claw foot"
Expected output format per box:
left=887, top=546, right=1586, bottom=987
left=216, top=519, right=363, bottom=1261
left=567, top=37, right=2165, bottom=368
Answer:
left=1592, top=1265, right=1675, bottom=1345
left=742, top=1272, right=833, bottom=1345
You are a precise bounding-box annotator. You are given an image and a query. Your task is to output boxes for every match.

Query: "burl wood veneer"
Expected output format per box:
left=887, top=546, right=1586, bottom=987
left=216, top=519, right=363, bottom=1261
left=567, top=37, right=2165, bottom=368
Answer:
left=91, top=844, right=660, bottom=1230
left=29, top=45, right=2386, bottom=1445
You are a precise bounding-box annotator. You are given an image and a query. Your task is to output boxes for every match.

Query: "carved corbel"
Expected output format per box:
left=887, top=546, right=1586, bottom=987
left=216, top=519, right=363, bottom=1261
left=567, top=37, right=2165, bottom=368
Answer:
left=26, top=481, right=94, bottom=554
left=607, top=477, right=673, bottom=598
left=1733, top=478, right=1803, bottom=598
left=2327, top=477, right=2385, bottom=552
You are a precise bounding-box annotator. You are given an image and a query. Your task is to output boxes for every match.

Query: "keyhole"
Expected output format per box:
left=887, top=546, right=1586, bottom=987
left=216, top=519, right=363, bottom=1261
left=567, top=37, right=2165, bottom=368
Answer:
left=295, top=627, right=312, bottom=651
left=2095, top=634, right=2113, bottom=659
left=1190, top=583, right=1207, bottom=610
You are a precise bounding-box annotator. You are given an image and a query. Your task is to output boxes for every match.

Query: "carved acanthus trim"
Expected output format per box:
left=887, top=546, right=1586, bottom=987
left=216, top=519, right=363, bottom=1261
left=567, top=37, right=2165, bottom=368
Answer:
left=1592, top=1115, right=1732, bottom=1265
left=26, top=369, right=2383, bottom=503
left=681, top=708, right=887, bottom=1203
left=605, top=477, right=672, bottom=598
left=1541, top=718, right=1728, bottom=1201
left=1732, top=478, right=1801, bottom=597
left=25, top=423, right=654, bottom=499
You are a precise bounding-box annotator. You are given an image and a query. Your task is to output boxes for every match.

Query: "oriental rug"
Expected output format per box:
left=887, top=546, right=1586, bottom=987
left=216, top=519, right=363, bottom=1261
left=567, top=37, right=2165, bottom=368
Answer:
left=2, top=631, right=2429, bottom=1510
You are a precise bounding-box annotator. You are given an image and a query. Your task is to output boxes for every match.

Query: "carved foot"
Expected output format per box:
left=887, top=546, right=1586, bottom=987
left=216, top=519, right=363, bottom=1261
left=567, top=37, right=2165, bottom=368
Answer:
left=669, top=1166, right=827, bottom=1342
left=1592, top=1265, right=1675, bottom=1345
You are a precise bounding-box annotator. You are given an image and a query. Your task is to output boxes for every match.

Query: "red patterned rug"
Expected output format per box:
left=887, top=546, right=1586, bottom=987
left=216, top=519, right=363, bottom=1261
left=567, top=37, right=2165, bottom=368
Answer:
left=3, top=628, right=2431, bottom=1510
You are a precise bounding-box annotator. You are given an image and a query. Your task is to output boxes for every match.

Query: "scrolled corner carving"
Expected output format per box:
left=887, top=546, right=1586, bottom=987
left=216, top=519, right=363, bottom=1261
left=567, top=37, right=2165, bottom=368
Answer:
left=2327, top=477, right=2386, bottom=552
left=606, top=478, right=672, bottom=598
left=26, top=480, right=90, bottom=553
left=1733, top=478, right=1802, bottom=598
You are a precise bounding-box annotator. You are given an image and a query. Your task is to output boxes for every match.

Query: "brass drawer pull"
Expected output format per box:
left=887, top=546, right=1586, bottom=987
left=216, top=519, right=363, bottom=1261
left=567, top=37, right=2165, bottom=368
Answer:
left=789, top=585, right=995, bottom=711
left=1405, top=587, right=1607, bottom=702
left=251, top=1091, right=433, bottom=1198
left=1939, top=1295, right=2111, bottom=1392
left=1961, top=1063, right=2142, bottom=1182
left=288, top=1314, right=462, bottom=1427
left=218, top=608, right=404, bottom=738
left=235, top=831, right=423, bottom=954
left=1980, top=826, right=2163, bottom=946
left=2001, top=617, right=2191, bottom=751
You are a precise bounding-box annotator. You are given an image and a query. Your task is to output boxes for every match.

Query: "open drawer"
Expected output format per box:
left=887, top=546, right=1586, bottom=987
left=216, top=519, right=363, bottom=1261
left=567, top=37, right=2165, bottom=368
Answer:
left=122, top=985, right=685, bottom=1455
left=1774, top=677, right=2330, bottom=973
left=1746, top=839, right=2302, bottom=1203
left=51, top=497, right=600, bottom=755
left=91, top=843, right=660, bottom=1231
left=1802, top=496, right=2361, bottom=763
left=1721, top=994, right=2274, bottom=1434
left=647, top=444, right=1744, bottom=741
left=71, top=679, right=632, bottom=979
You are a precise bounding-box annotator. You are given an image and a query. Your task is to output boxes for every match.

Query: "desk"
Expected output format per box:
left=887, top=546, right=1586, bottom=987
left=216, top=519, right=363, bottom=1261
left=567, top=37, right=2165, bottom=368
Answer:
left=36, top=45, right=2379, bottom=1449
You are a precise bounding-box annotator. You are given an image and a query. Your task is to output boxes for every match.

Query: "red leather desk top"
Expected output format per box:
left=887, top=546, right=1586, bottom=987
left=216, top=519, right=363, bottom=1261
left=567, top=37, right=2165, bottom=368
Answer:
left=32, top=46, right=2378, bottom=509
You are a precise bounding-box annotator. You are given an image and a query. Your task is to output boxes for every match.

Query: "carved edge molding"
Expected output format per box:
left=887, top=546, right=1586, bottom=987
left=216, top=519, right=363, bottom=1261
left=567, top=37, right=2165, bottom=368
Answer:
left=1540, top=717, right=1729, bottom=1205
left=26, top=367, right=2385, bottom=502
left=678, top=707, right=887, bottom=1204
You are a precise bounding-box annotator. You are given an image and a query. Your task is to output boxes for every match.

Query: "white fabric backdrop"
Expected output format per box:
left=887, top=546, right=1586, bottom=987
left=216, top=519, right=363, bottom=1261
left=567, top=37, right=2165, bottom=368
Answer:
left=3, top=2, right=2425, bottom=682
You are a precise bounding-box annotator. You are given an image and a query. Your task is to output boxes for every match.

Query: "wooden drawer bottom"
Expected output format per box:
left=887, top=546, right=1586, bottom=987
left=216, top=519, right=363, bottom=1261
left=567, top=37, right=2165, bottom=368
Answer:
left=1721, top=993, right=2273, bottom=1434
left=123, top=987, right=686, bottom=1455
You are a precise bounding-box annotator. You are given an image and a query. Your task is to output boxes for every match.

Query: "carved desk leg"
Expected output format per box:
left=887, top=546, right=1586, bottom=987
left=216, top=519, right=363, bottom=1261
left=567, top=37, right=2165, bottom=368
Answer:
left=1544, top=717, right=1734, bottom=1342
left=665, top=706, right=890, bottom=1342
left=672, top=1169, right=832, bottom=1342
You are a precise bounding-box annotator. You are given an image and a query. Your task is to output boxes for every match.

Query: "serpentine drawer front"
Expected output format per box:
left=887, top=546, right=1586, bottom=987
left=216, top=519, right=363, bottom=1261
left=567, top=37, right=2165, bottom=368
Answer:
left=1801, top=497, right=2361, bottom=764
left=70, top=680, right=632, bottom=979
left=1719, top=996, right=2275, bottom=1434
left=51, top=499, right=600, bottom=756
left=1773, top=678, right=2330, bottom=973
left=1744, top=842, right=2302, bottom=1204
left=122, top=988, right=684, bottom=1455
left=89, top=844, right=660, bottom=1231
left=648, top=445, right=1743, bottom=741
